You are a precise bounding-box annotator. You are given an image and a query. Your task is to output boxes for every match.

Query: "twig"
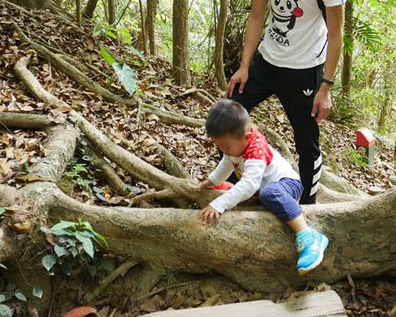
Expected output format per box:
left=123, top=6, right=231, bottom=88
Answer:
left=88, top=259, right=138, bottom=301
left=136, top=281, right=194, bottom=302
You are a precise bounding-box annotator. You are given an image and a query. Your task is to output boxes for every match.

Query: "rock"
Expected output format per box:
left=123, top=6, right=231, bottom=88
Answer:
left=368, top=186, right=384, bottom=195
left=390, top=176, right=396, bottom=185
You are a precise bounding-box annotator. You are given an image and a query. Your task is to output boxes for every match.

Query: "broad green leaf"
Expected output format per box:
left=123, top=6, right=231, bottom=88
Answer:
left=50, top=229, right=74, bottom=236
left=50, top=221, right=76, bottom=231
left=61, top=262, right=72, bottom=276
left=112, top=63, right=138, bottom=95
left=54, top=245, right=67, bottom=257
left=5, top=283, right=15, bottom=292
left=0, top=207, right=5, bottom=215
left=105, top=31, right=117, bottom=39
left=125, top=46, right=149, bottom=65
left=75, top=232, right=94, bottom=258
left=95, top=192, right=107, bottom=202
left=136, top=88, right=145, bottom=98
left=33, top=285, right=43, bottom=299
left=0, top=294, right=5, bottom=303
left=42, top=254, right=57, bottom=271
left=0, top=304, right=12, bottom=317
left=94, top=232, right=109, bottom=248
left=14, top=291, right=26, bottom=302
left=66, top=238, right=77, bottom=247
left=69, top=246, right=78, bottom=258
left=100, top=46, right=115, bottom=66
left=118, top=27, right=132, bottom=44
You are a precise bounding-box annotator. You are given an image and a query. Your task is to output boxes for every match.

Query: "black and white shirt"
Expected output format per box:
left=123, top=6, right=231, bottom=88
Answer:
left=258, top=0, right=345, bottom=69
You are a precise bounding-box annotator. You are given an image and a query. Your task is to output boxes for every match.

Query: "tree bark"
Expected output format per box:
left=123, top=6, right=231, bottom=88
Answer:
left=76, top=0, right=82, bottom=26
left=172, top=0, right=191, bottom=86
left=83, top=0, right=98, bottom=19
left=341, top=0, right=353, bottom=97
left=0, top=112, right=52, bottom=130
left=214, top=0, right=227, bottom=91
left=108, top=0, right=116, bottom=26
left=138, top=0, right=147, bottom=53
left=146, top=0, right=158, bottom=55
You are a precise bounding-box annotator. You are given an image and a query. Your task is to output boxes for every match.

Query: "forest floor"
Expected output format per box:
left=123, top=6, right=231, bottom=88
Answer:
left=1, top=2, right=396, bottom=316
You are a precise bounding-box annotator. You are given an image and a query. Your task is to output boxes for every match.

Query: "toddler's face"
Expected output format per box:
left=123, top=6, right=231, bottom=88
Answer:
left=212, top=133, right=250, bottom=157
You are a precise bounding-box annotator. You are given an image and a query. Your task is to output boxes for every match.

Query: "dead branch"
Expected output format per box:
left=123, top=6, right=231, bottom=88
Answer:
left=179, top=87, right=216, bottom=104
left=83, top=143, right=133, bottom=196
left=0, top=112, right=52, bottom=130
left=87, top=258, right=138, bottom=301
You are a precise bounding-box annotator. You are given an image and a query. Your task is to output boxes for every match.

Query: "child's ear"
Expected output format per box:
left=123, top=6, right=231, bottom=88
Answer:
left=245, top=131, right=253, bottom=141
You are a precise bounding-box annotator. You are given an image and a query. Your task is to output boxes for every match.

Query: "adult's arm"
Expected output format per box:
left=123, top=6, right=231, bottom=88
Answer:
left=312, top=5, right=344, bottom=122
left=226, top=0, right=268, bottom=97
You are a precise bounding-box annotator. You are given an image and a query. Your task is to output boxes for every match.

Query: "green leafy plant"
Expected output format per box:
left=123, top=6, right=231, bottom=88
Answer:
left=63, top=158, right=93, bottom=195
left=162, top=271, right=177, bottom=285
left=40, top=220, right=109, bottom=278
left=348, top=148, right=368, bottom=168
left=0, top=282, right=36, bottom=317
left=15, top=162, right=30, bottom=175
left=99, top=46, right=143, bottom=97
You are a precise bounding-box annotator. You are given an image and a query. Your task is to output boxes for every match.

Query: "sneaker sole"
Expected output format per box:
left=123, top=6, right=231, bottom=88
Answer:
left=298, top=235, right=329, bottom=276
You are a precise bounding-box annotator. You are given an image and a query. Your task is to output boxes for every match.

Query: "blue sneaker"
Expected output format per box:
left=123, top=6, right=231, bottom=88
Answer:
left=296, top=228, right=329, bottom=276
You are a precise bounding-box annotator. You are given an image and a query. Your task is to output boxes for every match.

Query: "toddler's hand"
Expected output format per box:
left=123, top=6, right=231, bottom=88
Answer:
left=199, top=205, right=220, bottom=225
left=200, top=179, right=214, bottom=189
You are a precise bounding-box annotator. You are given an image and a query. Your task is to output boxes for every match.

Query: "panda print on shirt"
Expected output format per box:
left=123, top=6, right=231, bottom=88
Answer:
left=269, top=0, right=304, bottom=46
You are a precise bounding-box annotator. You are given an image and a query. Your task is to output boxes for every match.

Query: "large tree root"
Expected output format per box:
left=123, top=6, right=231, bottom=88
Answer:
left=13, top=55, right=223, bottom=208
left=0, top=112, right=52, bottom=130
left=29, top=125, right=79, bottom=181
left=1, top=180, right=395, bottom=295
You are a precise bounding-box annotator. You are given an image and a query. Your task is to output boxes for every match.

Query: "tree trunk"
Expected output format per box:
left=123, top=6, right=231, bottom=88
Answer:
left=76, top=0, right=81, bottom=26
left=108, top=0, right=116, bottom=26
left=138, top=0, right=147, bottom=53
left=377, top=88, right=391, bottom=131
left=83, top=0, right=98, bottom=19
left=146, top=0, right=158, bottom=55
left=341, top=0, right=353, bottom=97
left=214, top=0, right=227, bottom=91
left=172, top=0, right=191, bottom=86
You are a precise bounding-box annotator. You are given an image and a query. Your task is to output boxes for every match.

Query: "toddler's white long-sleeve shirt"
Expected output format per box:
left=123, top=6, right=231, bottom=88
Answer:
left=209, top=128, right=299, bottom=213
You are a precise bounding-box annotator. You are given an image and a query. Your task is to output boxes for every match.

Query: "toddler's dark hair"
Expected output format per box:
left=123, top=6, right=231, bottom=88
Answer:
left=205, top=99, right=251, bottom=138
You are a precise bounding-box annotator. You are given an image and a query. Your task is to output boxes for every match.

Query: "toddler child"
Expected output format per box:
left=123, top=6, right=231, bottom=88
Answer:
left=199, top=99, right=329, bottom=275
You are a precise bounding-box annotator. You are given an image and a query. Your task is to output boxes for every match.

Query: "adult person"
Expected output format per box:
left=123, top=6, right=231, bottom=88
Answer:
left=226, top=0, right=345, bottom=204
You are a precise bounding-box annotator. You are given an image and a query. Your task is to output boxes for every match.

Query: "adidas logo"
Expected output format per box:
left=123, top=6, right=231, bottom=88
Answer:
left=303, top=89, right=313, bottom=96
